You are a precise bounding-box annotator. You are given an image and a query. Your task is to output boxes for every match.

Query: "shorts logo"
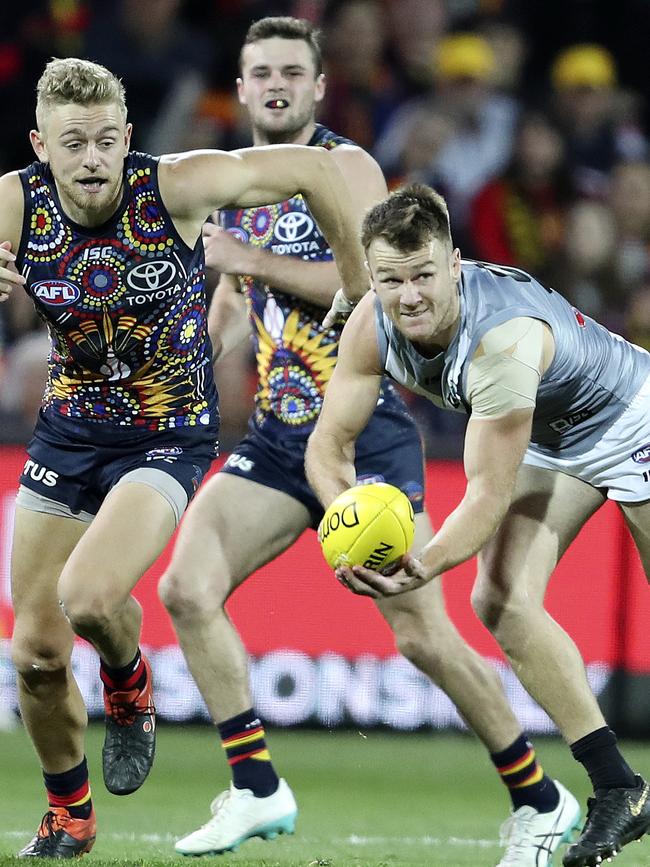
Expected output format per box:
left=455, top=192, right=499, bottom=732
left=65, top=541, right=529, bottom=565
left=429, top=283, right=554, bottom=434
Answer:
left=146, top=446, right=183, bottom=463
left=22, top=458, right=58, bottom=487
left=274, top=212, right=314, bottom=243
left=127, top=260, right=177, bottom=292
left=632, top=444, right=650, bottom=464
left=356, top=474, right=386, bottom=485
left=32, top=279, right=80, bottom=305
left=402, top=480, right=425, bottom=505
left=224, top=453, right=254, bottom=473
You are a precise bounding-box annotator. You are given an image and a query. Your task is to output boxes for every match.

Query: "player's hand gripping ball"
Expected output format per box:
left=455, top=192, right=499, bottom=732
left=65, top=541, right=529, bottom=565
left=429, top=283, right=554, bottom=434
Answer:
left=318, top=483, right=415, bottom=571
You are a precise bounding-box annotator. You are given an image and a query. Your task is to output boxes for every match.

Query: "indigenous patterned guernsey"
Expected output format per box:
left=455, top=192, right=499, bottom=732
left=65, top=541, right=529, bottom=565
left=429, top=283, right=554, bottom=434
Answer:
left=375, top=260, right=650, bottom=457
left=220, top=124, right=408, bottom=438
left=17, top=152, right=218, bottom=432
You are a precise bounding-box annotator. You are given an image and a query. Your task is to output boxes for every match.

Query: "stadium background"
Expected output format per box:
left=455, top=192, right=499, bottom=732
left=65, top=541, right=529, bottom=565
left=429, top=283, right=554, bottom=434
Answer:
left=1, top=446, right=649, bottom=738
left=4, top=4, right=650, bottom=864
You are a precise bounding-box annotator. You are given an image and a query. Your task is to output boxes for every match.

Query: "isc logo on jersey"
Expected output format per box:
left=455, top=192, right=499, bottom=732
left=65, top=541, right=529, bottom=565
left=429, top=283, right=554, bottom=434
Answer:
left=32, top=279, right=80, bottom=306
left=271, top=211, right=321, bottom=255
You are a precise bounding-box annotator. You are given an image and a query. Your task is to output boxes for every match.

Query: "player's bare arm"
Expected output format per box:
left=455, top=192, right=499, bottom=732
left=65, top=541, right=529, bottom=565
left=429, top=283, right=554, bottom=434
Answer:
left=202, top=219, right=336, bottom=303
left=0, top=173, right=27, bottom=301
left=346, top=406, right=536, bottom=600
left=201, top=145, right=385, bottom=309
left=348, top=316, right=552, bottom=598
left=206, top=271, right=250, bottom=364
left=305, top=292, right=383, bottom=506
left=158, top=145, right=368, bottom=302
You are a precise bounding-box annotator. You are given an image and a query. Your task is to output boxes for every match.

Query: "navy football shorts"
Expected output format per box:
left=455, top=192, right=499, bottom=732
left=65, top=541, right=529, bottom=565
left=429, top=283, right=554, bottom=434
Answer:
left=18, top=409, right=219, bottom=523
left=221, top=401, right=425, bottom=528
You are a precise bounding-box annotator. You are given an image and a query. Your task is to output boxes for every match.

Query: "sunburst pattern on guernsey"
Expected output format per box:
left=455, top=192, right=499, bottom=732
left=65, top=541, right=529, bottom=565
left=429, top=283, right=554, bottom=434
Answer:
left=253, top=307, right=338, bottom=427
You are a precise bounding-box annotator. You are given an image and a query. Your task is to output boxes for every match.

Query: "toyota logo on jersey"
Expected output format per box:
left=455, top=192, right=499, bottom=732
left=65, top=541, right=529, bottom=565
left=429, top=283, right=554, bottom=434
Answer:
left=274, top=211, right=314, bottom=243
left=126, top=260, right=177, bottom=292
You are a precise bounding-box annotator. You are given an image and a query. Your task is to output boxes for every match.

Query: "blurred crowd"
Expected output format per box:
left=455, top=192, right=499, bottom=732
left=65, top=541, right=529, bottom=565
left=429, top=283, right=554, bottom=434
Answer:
left=1, top=0, right=650, bottom=457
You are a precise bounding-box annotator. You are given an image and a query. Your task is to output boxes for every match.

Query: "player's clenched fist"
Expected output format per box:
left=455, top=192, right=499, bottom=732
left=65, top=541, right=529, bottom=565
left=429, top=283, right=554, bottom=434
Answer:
left=0, top=241, right=26, bottom=302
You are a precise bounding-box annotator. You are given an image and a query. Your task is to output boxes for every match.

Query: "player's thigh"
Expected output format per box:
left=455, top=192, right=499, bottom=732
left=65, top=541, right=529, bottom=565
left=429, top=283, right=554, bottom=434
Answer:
left=619, top=499, right=650, bottom=581
left=58, top=481, right=177, bottom=610
left=375, top=511, right=449, bottom=632
left=165, top=471, right=311, bottom=599
left=475, top=465, right=606, bottom=610
left=11, top=506, right=87, bottom=664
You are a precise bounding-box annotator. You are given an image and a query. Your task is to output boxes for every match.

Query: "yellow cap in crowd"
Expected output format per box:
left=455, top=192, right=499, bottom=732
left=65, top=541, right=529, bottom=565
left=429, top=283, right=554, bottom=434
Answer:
left=433, top=33, right=496, bottom=81
left=552, top=44, right=617, bottom=89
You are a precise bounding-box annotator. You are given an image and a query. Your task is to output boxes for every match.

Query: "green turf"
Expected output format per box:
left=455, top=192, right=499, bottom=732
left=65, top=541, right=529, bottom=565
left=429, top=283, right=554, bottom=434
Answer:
left=1, top=724, right=650, bottom=866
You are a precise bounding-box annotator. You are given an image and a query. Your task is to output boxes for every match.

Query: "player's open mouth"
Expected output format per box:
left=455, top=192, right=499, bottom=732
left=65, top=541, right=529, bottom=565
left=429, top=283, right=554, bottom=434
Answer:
left=265, top=98, right=289, bottom=109
left=78, top=178, right=107, bottom=192
left=401, top=308, right=428, bottom=318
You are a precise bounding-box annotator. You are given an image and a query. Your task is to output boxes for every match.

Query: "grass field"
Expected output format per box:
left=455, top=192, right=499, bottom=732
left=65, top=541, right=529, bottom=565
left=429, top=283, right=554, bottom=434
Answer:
left=1, top=724, right=650, bottom=867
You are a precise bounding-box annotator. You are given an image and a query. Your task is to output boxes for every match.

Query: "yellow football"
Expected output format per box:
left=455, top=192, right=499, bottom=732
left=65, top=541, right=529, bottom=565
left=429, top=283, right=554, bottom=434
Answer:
left=318, top=482, right=415, bottom=570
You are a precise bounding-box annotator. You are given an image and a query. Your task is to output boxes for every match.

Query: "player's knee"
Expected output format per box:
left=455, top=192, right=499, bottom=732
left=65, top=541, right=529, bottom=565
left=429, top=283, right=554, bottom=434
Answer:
left=11, top=631, right=70, bottom=685
left=158, top=565, right=227, bottom=622
left=389, top=610, right=441, bottom=669
left=59, top=592, right=114, bottom=638
left=471, top=577, right=533, bottom=636
left=471, top=578, right=516, bottom=632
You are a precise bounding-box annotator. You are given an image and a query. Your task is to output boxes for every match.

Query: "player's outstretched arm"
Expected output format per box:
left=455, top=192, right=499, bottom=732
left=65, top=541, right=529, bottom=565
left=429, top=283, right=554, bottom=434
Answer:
left=346, top=408, right=535, bottom=600
left=347, top=317, right=548, bottom=598
left=0, top=173, right=26, bottom=302
left=201, top=145, right=386, bottom=310
left=419, top=407, right=534, bottom=576
left=305, top=293, right=383, bottom=507
left=158, top=146, right=369, bottom=303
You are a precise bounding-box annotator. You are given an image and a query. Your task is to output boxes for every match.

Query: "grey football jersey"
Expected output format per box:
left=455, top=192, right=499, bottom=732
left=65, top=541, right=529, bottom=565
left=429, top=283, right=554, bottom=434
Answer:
left=375, top=260, right=650, bottom=457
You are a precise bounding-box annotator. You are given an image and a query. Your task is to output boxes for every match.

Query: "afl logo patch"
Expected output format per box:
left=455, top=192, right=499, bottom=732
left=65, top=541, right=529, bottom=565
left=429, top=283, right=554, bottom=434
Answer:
left=32, top=279, right=80, bottom=305
left=632, top=444, right=650, bottom=464
left=274, top=211, right=314, bottom=243
left=227, top=227, right=249, bottom=244
left=127, top=260, right=177, bottom=292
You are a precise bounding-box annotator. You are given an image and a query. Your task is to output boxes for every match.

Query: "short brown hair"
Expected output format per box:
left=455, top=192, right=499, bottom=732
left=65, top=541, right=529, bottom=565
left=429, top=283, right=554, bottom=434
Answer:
left=36, top=58, right=127, bottom=129
left=240, top=17, right=322, bottom=76
left=361, top=184, right=452, bottom=251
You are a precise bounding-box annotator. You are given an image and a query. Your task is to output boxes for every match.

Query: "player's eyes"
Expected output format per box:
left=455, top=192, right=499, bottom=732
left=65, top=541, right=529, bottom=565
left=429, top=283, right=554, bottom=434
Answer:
left=65, top=142, right=82, bottom=150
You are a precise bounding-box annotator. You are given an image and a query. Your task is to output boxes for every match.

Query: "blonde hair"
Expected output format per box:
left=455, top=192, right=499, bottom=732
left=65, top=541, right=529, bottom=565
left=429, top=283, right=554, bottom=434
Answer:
left=36, top=58, right=127, bottom=129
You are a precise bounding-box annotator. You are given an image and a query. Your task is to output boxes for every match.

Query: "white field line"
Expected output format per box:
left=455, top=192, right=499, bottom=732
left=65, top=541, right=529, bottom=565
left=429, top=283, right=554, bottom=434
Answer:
left=1, top=830, right=499, bottom=848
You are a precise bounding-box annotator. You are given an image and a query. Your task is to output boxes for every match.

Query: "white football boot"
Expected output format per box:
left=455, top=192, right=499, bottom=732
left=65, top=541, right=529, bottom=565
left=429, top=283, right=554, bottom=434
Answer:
left=496, top=781, right=581, bottom=866
left=175, top=779, right=298, bottom=856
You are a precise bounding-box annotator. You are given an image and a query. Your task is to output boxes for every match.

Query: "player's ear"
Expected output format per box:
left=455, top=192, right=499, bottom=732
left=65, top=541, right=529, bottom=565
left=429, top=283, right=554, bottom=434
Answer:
left=30, top=129, right=48, bottom=163
left=314, top=73, right=326, bottom=104
left=450, top=248, right=462, bottom=283
left=123, top=123, right=132, bottom=154
left=236, top=78, right=246, bottom=105
left=364, top=259, right=375, bottom=289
